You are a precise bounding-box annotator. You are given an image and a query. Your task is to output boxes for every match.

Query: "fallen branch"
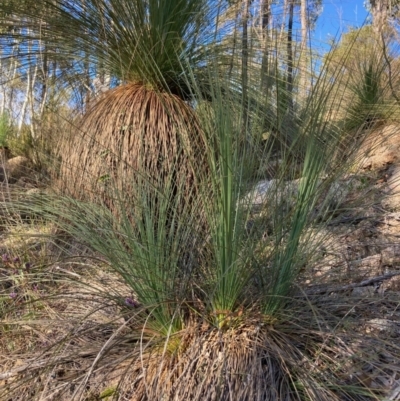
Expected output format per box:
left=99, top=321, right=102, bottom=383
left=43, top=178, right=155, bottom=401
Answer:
left=304, top=270, right=400, bottom=296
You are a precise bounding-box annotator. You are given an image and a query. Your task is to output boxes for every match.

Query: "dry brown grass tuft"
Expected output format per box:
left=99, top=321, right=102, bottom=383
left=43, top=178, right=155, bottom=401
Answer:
left=110, top=313, right=389, bottom=401
left=56, top=83, right=208, bottom=215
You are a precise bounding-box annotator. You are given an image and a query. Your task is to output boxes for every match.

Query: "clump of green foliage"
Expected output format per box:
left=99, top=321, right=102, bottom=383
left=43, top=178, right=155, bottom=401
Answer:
left=324, top=25, right=400, bottom=131
left=0, top=112, right=11, bottom=148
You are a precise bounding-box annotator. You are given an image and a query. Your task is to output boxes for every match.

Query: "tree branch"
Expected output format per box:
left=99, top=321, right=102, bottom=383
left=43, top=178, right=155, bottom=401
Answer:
left=304, top=270, right=400, bottom=295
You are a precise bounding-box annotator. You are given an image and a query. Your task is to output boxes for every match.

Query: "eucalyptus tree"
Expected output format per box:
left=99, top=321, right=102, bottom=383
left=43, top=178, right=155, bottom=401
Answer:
left=0, top=0, right=80, bottom=138
left=370, top=0, right=391, bottom=34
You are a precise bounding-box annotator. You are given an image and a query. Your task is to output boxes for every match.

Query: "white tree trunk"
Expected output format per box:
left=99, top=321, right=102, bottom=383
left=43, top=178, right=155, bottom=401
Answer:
left=18, top=30, right=38, bottom=136
left=17, top=69, right=31, bottom=136
left=29, top=64, right=38, bottom=138
left=300, top=0, right=308, bottom=92
left=370, top=0, right=390, bottom=35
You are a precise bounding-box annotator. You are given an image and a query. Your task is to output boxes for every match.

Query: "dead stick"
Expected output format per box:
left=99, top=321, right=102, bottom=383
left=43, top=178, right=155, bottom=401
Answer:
left=305, top=271, right=400, bottom=296
left=0, top=350, right=96, bottom=380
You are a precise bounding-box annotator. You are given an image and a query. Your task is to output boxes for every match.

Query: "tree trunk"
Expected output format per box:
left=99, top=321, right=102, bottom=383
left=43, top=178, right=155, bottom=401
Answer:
left=0, top=58, right=5, bottom=115
left=18, top=67, right=31, bottom=136
left=370, top=0, right=390, bottom=35
left=370, top=0, right=390, bottom=78
left=279, top=0, right=289, bottom=56
left=29, top=64, right=38, bottom=138
left=286, top=0, right=294, bottom=113
left=7, top=55, right=19, bottom=115
left=300, top=0, right=308, bottom=93
left=18, top=29, right=38, bottom=137
left=241, top=0, right=250, bottom=134
left=260, top=0, right=271, bottom=90
left=228, top=3, right=241, bottom=80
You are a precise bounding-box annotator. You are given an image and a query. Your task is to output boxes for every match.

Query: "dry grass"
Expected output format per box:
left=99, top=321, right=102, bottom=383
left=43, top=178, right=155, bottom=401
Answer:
left=56, top=83, right=208, bottom=215
left=3, top=287, right=399, bottom=401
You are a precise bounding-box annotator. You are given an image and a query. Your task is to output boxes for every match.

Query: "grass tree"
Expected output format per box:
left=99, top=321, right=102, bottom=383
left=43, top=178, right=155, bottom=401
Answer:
left=1, top=0, right=214, bottom=211
left=2, top=2, right=400, bottom=401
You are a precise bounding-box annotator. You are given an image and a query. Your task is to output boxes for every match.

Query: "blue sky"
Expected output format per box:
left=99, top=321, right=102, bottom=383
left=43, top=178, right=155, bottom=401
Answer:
left=314, top=0, right=369, bottom=44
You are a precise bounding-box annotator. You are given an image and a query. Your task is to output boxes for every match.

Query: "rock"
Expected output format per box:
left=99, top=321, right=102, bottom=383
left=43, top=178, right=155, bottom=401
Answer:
left=241, top=178, right=312, bottom=212
left=383, top=212, right=400, bottom=225
left=322, top=177, right=363, bottom=209
left=382, top=166, right=400, bottom=211
left=242, top=176, right=362, bottom=214
left=358, top=125, right=400, bottom=170
left=381, top=244, right=400, bottom=266
left=366, top=318, right=399, bottom=336
left=385, top=274, right=400, bottom=292
left=242, top=180, right=275, bottom=208
left=352, top=286, right=376, bottom=297
left=386, top=167, right=400, bottom=193
left=350, top=254, right=383, bottom=279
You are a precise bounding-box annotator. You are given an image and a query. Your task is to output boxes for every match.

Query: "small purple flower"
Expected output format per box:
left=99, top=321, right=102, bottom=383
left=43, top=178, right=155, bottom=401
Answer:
left=25, top=262, right=32, bottom=270
left=2, top=253, right=9, bottom=263
left=9, top=292, right=17, bottom=299
left=13, top=256, right=20, bottom=263
left=125, top=297, right=140, bottom=308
